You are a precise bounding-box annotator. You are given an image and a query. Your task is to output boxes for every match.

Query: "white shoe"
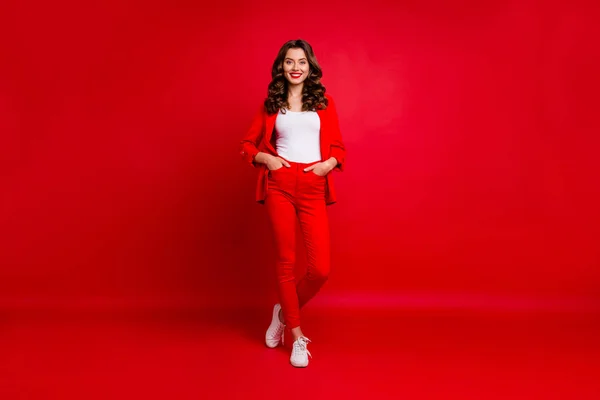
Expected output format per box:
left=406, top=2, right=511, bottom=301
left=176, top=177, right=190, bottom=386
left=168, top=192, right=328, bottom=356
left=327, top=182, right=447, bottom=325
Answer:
left=290, top=336, right=312, bottom=368
left=265, top=304, right=285, bottom=348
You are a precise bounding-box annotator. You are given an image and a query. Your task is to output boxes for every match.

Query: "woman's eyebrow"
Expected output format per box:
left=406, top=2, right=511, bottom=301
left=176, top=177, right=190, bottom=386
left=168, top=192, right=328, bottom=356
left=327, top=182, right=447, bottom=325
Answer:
left=285, top=57, right=307, bottom=61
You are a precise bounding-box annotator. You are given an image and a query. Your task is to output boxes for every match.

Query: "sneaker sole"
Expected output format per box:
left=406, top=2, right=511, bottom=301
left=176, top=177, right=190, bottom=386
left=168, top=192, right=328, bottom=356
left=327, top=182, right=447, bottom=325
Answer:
left=290, top=360, right=308, bottom=368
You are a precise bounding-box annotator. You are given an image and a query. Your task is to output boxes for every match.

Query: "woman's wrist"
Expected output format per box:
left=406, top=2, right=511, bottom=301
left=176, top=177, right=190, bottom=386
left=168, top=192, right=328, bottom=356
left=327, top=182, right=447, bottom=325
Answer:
left=326, top=157, right=338, bottom=169
left=255, top=152, right=270, bottom=165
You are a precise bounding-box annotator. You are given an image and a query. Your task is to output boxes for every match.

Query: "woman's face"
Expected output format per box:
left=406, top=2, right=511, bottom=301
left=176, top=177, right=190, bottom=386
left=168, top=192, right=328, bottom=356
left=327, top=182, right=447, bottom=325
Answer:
left=282, top=48, right=310, bottom=85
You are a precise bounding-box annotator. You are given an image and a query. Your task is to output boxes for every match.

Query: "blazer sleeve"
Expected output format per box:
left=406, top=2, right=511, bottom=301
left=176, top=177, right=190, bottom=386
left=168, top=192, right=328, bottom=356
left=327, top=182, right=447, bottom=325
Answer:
left=239, top=104, right=266, bottom=168
left=327, top=95, right=347, bottom=172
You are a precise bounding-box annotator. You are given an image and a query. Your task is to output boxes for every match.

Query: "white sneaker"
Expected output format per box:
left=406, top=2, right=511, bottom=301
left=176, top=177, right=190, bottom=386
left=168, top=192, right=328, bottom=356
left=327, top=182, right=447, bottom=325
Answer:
left=290, top=336, right=312, bottom=368
left=265, top=304, right=285, bottom=348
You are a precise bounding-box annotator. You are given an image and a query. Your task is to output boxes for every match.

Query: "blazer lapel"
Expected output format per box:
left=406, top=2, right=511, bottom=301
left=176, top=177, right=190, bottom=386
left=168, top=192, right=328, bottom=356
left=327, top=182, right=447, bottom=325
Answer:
left=264, top=112, right=278, bottom=154
left=317, top=108, right=328, bottom=161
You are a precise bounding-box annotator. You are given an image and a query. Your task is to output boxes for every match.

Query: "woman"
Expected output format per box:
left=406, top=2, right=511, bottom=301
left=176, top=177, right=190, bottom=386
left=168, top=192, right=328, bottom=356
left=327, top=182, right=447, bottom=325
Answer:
left=239, top=39, right=346, bottom=368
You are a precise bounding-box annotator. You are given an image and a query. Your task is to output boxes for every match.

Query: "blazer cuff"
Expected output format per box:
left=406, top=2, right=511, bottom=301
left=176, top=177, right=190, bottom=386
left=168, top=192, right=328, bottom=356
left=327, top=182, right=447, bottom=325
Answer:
left=330, top=147, right=346, bottom=172
left=240, top=147, right=261, bottom=168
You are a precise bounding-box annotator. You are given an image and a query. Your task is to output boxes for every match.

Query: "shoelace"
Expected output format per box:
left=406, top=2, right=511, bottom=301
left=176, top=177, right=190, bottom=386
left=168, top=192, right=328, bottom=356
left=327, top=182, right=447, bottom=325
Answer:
left=294, top=336, right=312, bottom=359
left=267, top=318, right=285, bottom=345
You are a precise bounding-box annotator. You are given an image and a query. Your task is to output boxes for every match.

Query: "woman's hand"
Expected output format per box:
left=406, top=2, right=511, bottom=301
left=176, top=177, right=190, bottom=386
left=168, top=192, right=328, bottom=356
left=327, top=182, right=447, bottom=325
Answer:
left=265, top=155, right=291, bottom=171
left=303, top=157, right=338, bottom=177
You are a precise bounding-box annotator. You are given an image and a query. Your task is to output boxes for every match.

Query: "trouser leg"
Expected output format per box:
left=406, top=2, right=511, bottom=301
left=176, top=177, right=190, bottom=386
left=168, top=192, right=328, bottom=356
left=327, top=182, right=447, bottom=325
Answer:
left=265, top=186, right=301, bottom=329
left=295, top=183, right=331, bottom=309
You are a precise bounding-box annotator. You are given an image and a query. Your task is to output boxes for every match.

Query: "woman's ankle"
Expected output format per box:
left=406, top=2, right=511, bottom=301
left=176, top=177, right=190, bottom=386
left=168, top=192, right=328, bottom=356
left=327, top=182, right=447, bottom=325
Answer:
left=291, top=327, right=305, bottom=341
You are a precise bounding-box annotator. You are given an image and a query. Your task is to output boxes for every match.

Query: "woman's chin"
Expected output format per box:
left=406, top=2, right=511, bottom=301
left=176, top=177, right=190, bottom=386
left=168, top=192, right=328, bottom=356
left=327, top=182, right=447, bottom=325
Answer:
left=286, top=78, right=305, bottom=85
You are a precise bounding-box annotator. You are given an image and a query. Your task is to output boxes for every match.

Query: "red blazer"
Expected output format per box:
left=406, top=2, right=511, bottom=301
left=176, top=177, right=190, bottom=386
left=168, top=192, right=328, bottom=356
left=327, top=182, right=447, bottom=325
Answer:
left=240, top=93, right=346, bottom=205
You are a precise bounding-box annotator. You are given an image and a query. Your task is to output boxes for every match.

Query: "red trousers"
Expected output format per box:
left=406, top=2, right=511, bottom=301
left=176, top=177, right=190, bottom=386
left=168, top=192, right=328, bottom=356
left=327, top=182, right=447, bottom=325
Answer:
left=265, top=160, right=330, bottom=329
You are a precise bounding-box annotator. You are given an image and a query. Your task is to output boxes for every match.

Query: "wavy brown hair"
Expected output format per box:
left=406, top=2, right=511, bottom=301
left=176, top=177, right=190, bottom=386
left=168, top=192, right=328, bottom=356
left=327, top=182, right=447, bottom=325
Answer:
left=264, top=39, right=328, bottom=115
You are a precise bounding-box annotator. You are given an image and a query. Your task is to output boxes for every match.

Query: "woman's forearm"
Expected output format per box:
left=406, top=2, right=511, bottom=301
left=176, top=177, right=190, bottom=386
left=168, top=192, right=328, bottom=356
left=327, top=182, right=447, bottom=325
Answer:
left=326, top=157, right=338, bottom=169
left=254, top=152, right=270, bottom=165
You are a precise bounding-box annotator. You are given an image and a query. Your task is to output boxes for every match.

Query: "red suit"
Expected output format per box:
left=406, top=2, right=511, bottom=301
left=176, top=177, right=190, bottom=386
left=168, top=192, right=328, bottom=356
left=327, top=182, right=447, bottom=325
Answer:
left=239, top=94, right=347, bottom=328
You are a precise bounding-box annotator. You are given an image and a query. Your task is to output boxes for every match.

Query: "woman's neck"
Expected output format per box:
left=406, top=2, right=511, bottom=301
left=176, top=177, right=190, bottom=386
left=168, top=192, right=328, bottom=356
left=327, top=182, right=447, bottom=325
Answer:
left=288, top=83, right=303, bottom=98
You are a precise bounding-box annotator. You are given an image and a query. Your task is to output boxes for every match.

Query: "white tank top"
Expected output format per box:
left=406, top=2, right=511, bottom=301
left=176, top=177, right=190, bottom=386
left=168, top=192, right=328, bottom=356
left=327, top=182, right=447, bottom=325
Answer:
left=274, top=109, right=321, bottom=163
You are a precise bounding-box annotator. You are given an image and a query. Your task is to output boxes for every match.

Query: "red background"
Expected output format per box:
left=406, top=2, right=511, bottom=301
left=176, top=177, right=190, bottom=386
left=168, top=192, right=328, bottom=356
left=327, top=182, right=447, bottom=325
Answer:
left=2, top=1, right=600, bottom=398
left=1, top=0, right=598, bottom=309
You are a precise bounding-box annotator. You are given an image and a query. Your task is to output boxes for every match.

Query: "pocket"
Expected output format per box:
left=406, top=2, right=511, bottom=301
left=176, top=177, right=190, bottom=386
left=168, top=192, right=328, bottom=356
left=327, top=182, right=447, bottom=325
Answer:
left=268, top=166, right=284, bottom=179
